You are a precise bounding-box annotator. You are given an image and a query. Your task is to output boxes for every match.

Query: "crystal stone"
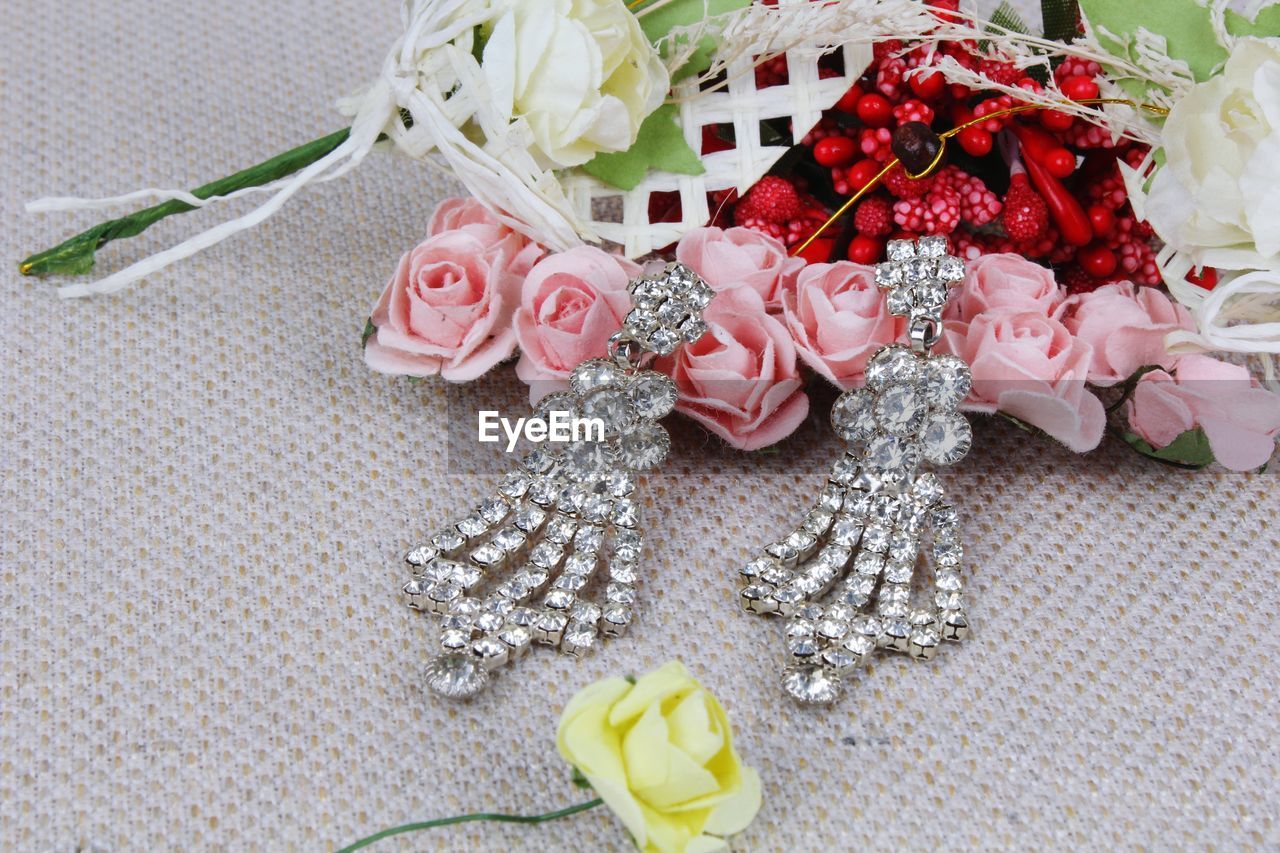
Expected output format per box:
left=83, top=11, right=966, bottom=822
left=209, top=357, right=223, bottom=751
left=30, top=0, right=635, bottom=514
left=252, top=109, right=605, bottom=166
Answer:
left=917, top=235, right=947, bottom=257
left=628, top=371, right=678, bottom=420
left=831, top=390, right=877, bottom=442
left=862, top=434, right=919, bottom=483
left=405, top=544, right=438, bottom=567
left=865, top=346, right=920, bottom=390
left=875, top=384, right=927, bottom=436
left=921, top=355, right=971, bottom=409
left=921, top=411, right=972, bottom=465
left=618, top=422, right=670, bottom=470
left=570, top=358, right=624, bottom=395
left=887, top=239, right=915, bottom=261
left=535, top=392, right=576, bottom=424
left=575, top=525, right=606, bottom=553
left=425, top=654, right=489, bottom=699
left=649, top=327, right=681, bottom=355
left=563, top=440, right=617, bottom=481
left=579, top=388, right=636, bottom=436
left=782, top=665, right=843, bottom=704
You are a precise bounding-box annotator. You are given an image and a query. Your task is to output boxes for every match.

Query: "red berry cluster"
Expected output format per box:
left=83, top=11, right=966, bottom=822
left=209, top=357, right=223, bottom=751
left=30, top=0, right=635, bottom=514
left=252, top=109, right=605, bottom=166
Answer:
left=718, top=0, right=1172, bottom=293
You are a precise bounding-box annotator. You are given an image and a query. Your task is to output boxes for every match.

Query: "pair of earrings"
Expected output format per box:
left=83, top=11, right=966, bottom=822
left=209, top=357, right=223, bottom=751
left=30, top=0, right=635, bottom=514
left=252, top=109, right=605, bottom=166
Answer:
left=397, top=237, right=972, bottom=705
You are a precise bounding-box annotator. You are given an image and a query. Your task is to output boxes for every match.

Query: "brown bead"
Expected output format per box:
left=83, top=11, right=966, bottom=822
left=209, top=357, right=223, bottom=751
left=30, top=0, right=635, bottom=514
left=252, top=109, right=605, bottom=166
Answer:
left=891, top=121, right=944, bottom=177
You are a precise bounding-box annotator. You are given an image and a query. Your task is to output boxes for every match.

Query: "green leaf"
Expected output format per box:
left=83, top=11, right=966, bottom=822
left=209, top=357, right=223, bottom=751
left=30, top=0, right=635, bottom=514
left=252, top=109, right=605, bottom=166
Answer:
left=1123, top=428, right=1215, bottom=469
left=580, top=104, right=704, bottom=191
left=989, top=1, right=1030, bottom=34
left=633, top=0, right=751, bottom=80
left=1225, top=5, right=1280, bottom=38
left=571, top=768, right=593, bottom=790
left=1041, top=0, right=1081, bottom=43
left=1078, top=0, right=1228, bottom=82
left=361, top=317, right=376, bottom=348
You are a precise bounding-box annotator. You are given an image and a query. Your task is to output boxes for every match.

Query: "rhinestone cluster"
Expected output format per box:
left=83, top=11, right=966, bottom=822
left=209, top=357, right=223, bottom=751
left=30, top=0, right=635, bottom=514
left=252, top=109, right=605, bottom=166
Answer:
left=622, top=262, right=715, bottom=356
left=403, top=269, right=711, bottom=699
left=738, top=238, right=974, bottom=704
left=874, top=235, right=966, bottom=331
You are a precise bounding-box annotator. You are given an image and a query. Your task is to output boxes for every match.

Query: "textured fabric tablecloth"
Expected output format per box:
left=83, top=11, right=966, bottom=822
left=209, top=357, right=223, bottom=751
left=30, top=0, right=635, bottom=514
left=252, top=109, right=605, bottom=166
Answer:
left=3, top=1, right=1278, bottom=849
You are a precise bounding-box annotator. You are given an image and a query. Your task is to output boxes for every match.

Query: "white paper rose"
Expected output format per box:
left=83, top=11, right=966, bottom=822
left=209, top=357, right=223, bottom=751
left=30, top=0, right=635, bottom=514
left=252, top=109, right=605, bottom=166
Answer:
left=1143, top=37, right=1280, bottom=270
left=482, top=0, right=670, bottom=169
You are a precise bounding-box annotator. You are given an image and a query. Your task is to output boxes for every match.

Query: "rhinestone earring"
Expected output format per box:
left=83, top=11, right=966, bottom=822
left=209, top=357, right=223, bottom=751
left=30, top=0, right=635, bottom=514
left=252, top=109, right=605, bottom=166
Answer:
left=737, top=236, right=973, bottom=704
left=399, top=263, right=715, bottom=699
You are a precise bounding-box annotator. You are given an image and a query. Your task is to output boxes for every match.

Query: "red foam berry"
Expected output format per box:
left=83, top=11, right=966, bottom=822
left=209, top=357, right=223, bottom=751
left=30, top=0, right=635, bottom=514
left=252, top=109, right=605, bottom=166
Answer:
left=1043, top=148, right=1077, bottom=178
left=1088, top=204, right=1117, bottom=238
left=883, top=164, right=936, bottom=199
left=1059, top=120, right=1115, bottom=150
left=854, top=196, right=895, bottom=238
left=939, top=166, right=1002, bottom=226
left=848, top=159, right=881, bottom=190
left=1001, top=173, right=1049, bottom=243
left=847, top=235, right=884, bottom=264
left=908, top=68, right=946, bottom=100
left=957, top=126, right=993, bottom=156
left=893, top=98, right=935, bottom=126
left=1062, top=263, right=1105, bottom=294
left=1187, top=267, right=1218, bottom=290
left=1079, top=244, right=1118, bottom=277
left=835, top=83, right=863, bottom=114
left=1062, top=75, right=1100, bottom=101
left=857, top=93, right=894, bottom=127
left=893, top=185, right=961, bottom=235
left=814, top=136, right=857, bottom=168
left=733, top=176, right=802, bottom=226
left=859, top=126, right=895, bottom=163
left=976, top=58, right=1025, bottom=88
left=1055, top=58, right=1103, bottom=85
left=755, top=55, right=789, bottom=88
left=973, top=95, right=1016, bottom=132
left=1040, top=109, right=1075, bottom=131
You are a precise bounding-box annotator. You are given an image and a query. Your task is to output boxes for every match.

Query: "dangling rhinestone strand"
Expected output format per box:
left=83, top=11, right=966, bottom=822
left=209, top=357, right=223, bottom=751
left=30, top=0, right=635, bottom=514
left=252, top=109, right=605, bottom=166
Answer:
left=737, top=237, right=975, bottom=704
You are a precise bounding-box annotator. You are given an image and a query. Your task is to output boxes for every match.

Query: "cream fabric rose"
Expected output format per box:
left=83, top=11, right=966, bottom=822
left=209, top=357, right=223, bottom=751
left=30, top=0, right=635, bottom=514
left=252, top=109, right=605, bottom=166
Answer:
left=482, top=0, right=669, bottom=168
left=557, top=661, right=762, bottom=853
left=1144, top=37, right=1280, bottom=270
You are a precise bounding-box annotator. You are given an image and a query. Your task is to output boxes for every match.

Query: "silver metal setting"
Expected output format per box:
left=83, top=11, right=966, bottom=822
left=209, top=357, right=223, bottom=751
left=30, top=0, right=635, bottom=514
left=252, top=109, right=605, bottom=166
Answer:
left=738, top=237, right=974, bottom=704
left=402, top=263, right=711, bottom=699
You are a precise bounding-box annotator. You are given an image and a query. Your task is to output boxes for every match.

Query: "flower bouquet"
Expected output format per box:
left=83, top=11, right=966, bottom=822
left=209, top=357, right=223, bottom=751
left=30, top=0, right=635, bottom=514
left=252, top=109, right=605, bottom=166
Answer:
left=22, top=0, right=1280, bottom=472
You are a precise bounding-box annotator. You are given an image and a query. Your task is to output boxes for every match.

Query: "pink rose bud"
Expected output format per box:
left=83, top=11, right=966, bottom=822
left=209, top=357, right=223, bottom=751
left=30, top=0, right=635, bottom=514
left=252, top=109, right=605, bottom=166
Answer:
left=364, top=199, right=544, bottom=381
left=675, top=226, right=804, bottom=311
left=780, top=261, right=905, bottom=389
left=938, top=308, right=1106, bottom=453
left=514, top=246, right=641, bottom=403
left=1055, top=281, right=1195, bottom=386
left=1126, top=355, right=1280, bottom=471
left=948, top=252, right=1064, bottom=321
left=658, top=286, right=809, bottom=451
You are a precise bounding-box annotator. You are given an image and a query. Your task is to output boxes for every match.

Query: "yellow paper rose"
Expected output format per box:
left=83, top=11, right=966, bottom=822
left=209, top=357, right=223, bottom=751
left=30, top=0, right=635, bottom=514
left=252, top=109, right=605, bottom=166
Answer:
left=557, top=661, right=762, bottom=852
left=482, top=0, right=670, bottom=168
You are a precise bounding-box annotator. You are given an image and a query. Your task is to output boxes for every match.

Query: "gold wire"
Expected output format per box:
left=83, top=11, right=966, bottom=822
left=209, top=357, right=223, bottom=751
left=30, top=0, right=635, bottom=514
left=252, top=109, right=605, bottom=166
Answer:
left=789, top=97, right=1169, bottom=258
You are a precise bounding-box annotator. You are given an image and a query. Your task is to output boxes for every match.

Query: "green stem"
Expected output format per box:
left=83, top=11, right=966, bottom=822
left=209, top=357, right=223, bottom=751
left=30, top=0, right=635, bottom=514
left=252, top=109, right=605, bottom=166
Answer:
left=335, top=798, right=604, bottom=853
left=19, top=127, right=352, bottom=278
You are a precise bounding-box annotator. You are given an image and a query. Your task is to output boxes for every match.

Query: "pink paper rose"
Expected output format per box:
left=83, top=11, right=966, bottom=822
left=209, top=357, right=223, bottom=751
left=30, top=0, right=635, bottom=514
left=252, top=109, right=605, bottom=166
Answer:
left=947, top=253, right=1063, bottom=322
left=675, top=226, right=804, bottom=310
left=780, top=261, right=904, bottom=389
left=1126, top=355, right=1280, bottom=471
left=1055, top=281, right=1195, bottom=386
left=364, top=221, right=544, bottom=381
left=938, top=309, right=1106, bottom=452
left=657, top=286, right=809, bottom=451
left=427, top=197, right=518, bottom=236
left=514, top=246, right=641, bottom=401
